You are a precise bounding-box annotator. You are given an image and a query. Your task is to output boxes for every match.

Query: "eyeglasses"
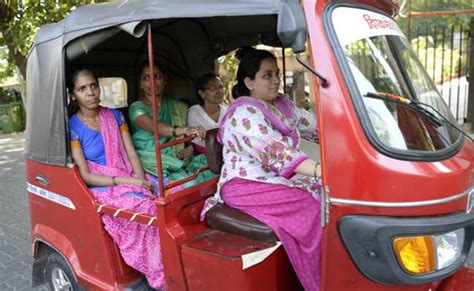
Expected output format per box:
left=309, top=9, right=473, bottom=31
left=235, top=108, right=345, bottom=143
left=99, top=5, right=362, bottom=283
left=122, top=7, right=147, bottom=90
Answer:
left=204, top=85, right=224, bottom=92
left=141, top=73, right=164, bottom=81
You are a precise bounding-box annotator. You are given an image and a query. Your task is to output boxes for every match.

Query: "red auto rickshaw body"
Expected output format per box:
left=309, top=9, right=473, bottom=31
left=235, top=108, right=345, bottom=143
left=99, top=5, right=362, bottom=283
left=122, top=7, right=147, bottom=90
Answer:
left=25, top=0, right=473, bottom=290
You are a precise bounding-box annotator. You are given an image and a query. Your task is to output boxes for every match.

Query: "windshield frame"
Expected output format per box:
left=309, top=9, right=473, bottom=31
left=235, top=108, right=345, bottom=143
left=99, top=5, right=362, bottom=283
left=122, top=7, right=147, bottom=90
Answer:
left=323, top=2, right=463, bottom=162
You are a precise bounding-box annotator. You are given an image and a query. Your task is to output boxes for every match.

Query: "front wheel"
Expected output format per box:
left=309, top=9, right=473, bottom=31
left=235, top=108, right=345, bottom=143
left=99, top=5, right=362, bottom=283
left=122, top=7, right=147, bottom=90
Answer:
left=46, top=252, right=79, bottom=291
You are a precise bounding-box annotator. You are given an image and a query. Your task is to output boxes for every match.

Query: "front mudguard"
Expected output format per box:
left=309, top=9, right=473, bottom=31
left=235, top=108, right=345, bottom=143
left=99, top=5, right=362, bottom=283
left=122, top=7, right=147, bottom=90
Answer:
left=438, top=267, right=474, bottom=291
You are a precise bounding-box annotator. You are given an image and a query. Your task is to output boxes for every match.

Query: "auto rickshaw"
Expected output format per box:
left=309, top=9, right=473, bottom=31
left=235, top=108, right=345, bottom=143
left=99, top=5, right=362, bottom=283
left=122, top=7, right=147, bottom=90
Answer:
left=25, top=0, right=474, bottom=290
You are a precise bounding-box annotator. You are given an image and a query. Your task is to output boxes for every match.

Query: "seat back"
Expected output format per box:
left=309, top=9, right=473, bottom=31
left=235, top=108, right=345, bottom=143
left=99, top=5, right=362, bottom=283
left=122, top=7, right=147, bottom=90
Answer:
left=204, top=128, right=279, bottom=243
left=205, top=128, right=223, bottom=174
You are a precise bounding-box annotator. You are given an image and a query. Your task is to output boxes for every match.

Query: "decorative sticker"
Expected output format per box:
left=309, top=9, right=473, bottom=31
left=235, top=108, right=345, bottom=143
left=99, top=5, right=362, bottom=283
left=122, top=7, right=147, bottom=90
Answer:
left=332, top=7, right=404, bottom=46
left=27, top=182, right=76, bottom=210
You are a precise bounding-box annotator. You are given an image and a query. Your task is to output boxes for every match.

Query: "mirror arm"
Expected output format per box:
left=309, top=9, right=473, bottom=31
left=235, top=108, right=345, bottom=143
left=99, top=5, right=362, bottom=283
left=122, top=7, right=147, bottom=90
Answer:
left=296, top=54, right=329, bottom=88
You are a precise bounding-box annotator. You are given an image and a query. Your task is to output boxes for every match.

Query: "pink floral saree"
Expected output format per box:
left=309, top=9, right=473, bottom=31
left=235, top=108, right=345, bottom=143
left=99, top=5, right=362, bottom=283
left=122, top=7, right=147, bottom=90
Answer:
left=87, top=107, right=165, bottom=289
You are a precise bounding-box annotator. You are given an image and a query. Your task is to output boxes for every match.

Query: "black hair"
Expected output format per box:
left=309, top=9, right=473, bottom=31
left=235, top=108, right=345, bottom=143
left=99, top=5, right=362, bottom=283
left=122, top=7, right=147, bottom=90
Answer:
left=232, top=46, right=276, bottom=99
left=66, top=68, right=98, bottom=116
left=195, top=72, right=220, bottom=105
left=66, top=68, right=98, bottom=94
left=138, top=60, right=166, bottom=78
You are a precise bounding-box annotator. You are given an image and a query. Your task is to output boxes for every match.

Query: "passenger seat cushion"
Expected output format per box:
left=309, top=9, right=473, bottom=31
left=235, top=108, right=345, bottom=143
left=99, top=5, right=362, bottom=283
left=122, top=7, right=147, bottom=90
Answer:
left=206, top=203, right=279, bottom=243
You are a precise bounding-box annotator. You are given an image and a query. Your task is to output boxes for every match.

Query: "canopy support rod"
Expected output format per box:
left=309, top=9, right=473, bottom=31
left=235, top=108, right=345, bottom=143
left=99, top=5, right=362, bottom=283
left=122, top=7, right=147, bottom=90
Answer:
left=147, top=23, right=165, bottom=196
left=282, top=47, right=286, bottom=94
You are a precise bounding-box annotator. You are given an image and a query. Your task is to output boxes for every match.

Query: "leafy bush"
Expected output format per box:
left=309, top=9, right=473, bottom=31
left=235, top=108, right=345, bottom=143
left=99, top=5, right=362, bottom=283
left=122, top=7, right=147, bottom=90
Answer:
left=411, top=36, right=468, bottom=84
left=0, top=88, right=19, bottom=104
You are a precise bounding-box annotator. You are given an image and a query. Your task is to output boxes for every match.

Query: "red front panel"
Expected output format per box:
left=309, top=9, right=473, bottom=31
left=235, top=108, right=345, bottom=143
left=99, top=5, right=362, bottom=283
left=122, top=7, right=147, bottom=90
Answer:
left=438, top=267, right=474, bottom=291
left=181, top=230, right=301, bottom=290
left=304, top=0, right=473, bottom=290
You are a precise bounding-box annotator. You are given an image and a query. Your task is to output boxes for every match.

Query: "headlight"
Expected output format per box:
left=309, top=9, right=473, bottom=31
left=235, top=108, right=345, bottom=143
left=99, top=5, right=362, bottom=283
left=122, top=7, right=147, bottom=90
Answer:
left=393, top=228, right=465, bottom=275
left=434, top=229, right=465, bottom=269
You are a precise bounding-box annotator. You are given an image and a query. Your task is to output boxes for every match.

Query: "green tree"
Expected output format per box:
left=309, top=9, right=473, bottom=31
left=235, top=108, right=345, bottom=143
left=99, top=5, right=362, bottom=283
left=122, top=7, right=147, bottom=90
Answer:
left=394, top=0, right=472, bottom=82
left=0, top=0, right=108, bottom=81
left=218, top=52, right=239, bottom=104
left=395, top=0, right=473, bottom=36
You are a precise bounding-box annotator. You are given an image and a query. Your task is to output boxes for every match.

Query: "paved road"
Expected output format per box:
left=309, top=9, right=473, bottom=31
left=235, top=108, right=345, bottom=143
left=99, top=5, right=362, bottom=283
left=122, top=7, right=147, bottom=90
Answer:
left=0, top=132, right=473, bottom=290
left=0, top=132, right=34, bottom=290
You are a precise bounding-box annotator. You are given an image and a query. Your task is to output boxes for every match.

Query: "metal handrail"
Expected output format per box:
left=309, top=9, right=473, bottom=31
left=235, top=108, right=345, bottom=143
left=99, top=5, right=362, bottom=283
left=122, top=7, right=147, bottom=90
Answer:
left=146, top=23, right=209, bottom=195
left=160, top=135, right=193, bottom=149
left=96, top=203, right=159, bottom=226
left=164, top=166, right=210, bottom=189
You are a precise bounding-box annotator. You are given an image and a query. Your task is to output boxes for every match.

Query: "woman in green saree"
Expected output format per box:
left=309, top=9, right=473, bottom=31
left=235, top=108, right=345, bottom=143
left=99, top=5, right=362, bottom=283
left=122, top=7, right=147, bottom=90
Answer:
left=128, top=62, right=215, bottom=188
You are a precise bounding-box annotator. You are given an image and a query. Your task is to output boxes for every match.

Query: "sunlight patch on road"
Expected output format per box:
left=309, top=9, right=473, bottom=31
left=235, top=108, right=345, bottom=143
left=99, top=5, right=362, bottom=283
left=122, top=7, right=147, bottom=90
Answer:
left=4, top=147, right=24, bottom=153
left=0, top=158, right=17, bottom=165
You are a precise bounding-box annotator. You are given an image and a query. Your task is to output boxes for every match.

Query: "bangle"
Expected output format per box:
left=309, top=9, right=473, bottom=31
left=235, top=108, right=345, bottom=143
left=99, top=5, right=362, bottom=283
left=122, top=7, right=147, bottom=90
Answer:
left=313, top=162, right=321, bottom=183
left=172, top=125, right=179, bottom=137
left=111, top=176, right=117, bottom=186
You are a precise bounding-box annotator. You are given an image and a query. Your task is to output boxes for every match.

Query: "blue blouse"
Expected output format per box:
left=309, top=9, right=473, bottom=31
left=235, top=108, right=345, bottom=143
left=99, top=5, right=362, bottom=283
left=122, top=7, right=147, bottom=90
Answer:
left=69, top=109, right=127, bottom=192
left=69, top=109, right=126, bottom=165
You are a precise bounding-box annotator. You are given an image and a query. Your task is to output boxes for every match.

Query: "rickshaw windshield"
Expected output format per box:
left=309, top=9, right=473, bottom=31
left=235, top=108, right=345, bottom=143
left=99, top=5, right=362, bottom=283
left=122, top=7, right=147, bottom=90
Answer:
left=331, top=7, right=460, bottom=152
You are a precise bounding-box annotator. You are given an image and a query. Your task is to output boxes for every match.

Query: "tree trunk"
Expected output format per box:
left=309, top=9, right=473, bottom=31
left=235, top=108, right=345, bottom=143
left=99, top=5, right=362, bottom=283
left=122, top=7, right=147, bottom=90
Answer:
left=0, top=1, right=26, bottom=79
left=1, top=29, right=27, bottom=78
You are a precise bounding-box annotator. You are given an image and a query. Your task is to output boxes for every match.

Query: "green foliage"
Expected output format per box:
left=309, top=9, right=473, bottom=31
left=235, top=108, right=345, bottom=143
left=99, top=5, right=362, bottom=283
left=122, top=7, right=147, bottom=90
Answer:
left=0, top=0, right=108, bottom=82
left=394, top=0, right=472, bottom=83
left=218, top=50, right=239, bottom=103
left=395, top=0, right=473, bottom=35
left=0, top=45, right=14, bottom=80
left=411, top=36, right=467, bottom=83
left=0, top=87, right=19, bottom=104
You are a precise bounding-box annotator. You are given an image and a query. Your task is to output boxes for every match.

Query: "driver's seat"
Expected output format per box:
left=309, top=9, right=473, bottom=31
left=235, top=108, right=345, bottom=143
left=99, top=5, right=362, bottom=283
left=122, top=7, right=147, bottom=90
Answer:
left=204, top=128, right=278, bottom=243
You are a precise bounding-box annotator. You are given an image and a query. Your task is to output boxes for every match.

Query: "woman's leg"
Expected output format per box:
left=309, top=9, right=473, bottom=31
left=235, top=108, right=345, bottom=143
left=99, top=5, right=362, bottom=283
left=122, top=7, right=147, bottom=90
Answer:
left=93, top=190, right=166, bottom=289
left=222, top=179, right=322, bottom=291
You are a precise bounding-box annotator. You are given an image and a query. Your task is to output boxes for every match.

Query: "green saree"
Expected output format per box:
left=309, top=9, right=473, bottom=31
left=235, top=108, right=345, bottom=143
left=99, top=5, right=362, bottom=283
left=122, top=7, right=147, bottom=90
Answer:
left=129, top=97, right=215, bottom=188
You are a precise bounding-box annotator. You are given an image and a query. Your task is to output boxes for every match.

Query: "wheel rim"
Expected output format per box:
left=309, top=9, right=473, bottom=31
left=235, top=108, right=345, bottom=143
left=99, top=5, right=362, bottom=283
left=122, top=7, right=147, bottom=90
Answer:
left=51, top=266, right=73, bottom=291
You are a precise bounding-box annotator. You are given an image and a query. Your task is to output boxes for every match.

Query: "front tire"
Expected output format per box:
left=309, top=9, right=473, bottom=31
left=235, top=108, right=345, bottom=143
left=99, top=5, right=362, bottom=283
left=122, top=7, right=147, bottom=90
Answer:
left=46, top=252, right=79, bottom=291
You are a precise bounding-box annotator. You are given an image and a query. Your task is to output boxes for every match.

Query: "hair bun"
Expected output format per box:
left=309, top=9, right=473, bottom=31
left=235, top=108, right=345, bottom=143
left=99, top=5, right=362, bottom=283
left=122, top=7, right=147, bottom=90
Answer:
left=235, top=46, right=257, bottom=61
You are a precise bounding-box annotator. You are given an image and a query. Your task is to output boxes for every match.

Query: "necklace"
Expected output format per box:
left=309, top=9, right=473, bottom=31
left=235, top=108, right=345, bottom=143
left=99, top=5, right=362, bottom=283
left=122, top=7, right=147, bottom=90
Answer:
left=77, top=112, right=100, bottom=131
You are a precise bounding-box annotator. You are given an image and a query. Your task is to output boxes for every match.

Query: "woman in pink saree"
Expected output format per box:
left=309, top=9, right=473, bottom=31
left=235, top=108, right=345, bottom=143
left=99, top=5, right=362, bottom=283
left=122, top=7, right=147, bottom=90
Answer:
left=216, top=47, right=323, bottom=290
left=68, top=68, right=165, bottom=289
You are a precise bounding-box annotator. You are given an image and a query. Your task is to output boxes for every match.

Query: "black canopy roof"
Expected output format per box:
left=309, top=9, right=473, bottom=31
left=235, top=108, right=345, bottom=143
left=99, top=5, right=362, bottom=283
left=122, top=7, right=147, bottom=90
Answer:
left=26, top=0, right=299, bottom=166
left=33, top=0, right=282, bottom=47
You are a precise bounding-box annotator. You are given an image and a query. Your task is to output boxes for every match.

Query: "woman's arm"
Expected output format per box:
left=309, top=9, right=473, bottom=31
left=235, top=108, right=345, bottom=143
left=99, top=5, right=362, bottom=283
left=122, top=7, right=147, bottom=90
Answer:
left=121, top=129, right=146, bottom=179
left=133, top=114, right=173, bottom=136
left=295, top=159, right=321, bottom=178
left=134, top=114, right=206, bottom=139
left=72, top=147, right=116, bottom=187
left=187, top=107, right=200, bottom=128
left=71, top=145, right=152, bottom=189
left=293, top=103, right=319, bottom=143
